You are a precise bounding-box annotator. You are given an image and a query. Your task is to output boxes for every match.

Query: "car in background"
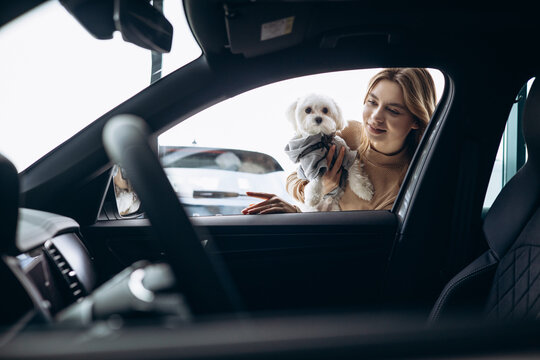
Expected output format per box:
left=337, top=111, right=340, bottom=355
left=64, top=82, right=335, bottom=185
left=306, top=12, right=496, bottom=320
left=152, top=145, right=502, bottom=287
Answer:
left=159, top=146, right=295, bottom=216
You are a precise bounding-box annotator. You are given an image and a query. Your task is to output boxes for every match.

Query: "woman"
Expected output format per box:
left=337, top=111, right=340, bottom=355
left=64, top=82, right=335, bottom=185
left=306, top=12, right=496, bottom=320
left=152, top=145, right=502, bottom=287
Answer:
left=242, top=68, right=437, bottom=214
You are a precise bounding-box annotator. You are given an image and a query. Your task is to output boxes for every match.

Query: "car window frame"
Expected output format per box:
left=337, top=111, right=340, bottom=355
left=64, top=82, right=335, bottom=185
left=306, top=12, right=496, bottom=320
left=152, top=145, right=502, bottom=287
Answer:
left=141, top=67, right=447, bottom=219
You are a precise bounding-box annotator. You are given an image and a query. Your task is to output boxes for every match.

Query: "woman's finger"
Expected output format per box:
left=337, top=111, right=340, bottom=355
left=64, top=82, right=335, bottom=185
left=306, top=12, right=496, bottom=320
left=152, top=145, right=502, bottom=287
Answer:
left=326, top=145, right=336, bottom=167
left=328, top=146, right=344, bottom=176
left=247, top=204, right=272, bottom=214
left=242, top=193, right=281, bottom=214
left=334, top=168, right=343, bottom=182
left=246, top=191, right=275, bottom=200
left=245, top=203, right=275, bottom=214
left=242, top=205, right=261, bottom=214
left=242, top=200, right=268, bottom=213
left=333, top=146, right=345, bottom=170
left=259, top=207, right=284, bottom=214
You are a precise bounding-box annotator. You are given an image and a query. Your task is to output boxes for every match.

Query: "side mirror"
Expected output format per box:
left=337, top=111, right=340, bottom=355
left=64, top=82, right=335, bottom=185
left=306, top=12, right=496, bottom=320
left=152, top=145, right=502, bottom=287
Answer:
left=112, top=165, right=141, bottom=216
left=60, top=0, right=173, bottom=53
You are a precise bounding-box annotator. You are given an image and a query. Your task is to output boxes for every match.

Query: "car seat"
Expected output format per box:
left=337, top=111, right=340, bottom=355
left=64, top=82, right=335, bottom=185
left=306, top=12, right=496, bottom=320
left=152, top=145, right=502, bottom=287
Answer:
left=429, top=78, right=540, bottom=322
left=0, top=153, right=19, bottom=255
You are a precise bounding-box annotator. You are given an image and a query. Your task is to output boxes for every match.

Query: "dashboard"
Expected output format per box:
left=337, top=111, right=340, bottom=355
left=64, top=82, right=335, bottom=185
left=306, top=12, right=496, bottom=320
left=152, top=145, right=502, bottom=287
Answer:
left=0, top=208, right=182, bottom=339
left=1, top=208, right=96, bottom=327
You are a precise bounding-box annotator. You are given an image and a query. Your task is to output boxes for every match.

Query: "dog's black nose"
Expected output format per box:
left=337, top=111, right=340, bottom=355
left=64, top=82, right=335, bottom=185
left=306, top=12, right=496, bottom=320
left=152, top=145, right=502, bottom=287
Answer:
left=315, top=116, right=322, bottom=124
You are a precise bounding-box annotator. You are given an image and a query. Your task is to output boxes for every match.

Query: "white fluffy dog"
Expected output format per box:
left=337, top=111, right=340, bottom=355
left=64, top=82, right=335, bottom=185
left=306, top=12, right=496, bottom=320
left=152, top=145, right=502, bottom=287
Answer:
left=284, top=93, right=373, bottom=210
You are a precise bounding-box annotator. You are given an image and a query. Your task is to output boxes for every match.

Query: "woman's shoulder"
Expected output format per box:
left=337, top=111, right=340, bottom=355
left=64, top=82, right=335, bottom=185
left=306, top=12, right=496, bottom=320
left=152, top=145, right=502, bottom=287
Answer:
left=338, top=120, right=365, bottom=150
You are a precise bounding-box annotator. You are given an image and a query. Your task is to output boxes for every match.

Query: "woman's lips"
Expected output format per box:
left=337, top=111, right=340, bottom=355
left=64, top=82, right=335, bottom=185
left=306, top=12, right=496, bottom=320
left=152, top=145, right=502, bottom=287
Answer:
left=367, top=123, right=386, bottom=135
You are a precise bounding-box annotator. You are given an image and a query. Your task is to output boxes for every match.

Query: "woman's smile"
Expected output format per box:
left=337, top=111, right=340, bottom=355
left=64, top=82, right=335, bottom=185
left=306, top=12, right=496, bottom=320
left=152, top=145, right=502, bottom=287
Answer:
left=367, top=123, right=387, bottom=135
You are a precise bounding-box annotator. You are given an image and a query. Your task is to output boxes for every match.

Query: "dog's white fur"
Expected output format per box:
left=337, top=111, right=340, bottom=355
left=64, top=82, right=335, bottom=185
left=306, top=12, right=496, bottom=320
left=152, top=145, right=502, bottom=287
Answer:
left=287, top=93, right=374, bottom=210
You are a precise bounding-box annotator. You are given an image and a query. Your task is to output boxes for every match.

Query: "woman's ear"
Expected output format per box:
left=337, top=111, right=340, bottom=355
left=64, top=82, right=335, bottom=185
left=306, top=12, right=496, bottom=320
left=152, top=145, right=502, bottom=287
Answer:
left=411, top=119, right=420, bottom=130
left=286, top=99, right=298, bottom=132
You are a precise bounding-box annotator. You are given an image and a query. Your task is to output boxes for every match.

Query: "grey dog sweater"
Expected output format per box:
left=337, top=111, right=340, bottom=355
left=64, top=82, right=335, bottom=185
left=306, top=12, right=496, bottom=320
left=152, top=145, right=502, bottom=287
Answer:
left=284, top=134, right=357, bottom=182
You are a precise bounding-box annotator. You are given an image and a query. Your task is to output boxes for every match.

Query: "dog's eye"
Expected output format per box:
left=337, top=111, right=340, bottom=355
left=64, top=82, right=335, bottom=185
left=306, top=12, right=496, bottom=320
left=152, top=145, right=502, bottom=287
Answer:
left=322, top=107, right=328, bottom=114
left=305, top=107, right=312, bottom=114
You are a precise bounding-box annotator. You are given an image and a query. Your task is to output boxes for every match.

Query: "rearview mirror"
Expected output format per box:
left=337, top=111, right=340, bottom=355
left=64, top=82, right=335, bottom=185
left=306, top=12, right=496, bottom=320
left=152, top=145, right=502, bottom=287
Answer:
left=60, top=0, right=173, bottom=53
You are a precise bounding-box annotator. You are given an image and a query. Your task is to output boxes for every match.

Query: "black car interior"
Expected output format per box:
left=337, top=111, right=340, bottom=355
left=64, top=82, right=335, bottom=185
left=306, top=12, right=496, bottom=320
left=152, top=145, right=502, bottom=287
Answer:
left=1, top=0, right=540, bottom=358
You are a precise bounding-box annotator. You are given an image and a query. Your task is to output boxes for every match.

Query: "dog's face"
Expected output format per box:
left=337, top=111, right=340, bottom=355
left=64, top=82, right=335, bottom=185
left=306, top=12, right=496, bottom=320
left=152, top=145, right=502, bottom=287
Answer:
left=286, top=93, right=345, bottom=137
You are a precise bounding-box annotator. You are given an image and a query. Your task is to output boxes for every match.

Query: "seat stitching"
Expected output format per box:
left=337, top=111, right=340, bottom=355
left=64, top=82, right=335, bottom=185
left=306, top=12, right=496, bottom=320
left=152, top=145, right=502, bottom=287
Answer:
left=512, top=248, right=533, bottom=317
left=511, top=248, right=524, bottom=318
left=521, top=248, right=540, bottom=311
left=485, top=242, right=540, bottom=319
left=498, top=255, right=515, bottom=278
left=524, top=257, right=540, bottom=314
left=487, top=254, right=511, bottom=319
left=499, top=247, right=540, bottom=318
left=495, top=256, right=531, bottom=315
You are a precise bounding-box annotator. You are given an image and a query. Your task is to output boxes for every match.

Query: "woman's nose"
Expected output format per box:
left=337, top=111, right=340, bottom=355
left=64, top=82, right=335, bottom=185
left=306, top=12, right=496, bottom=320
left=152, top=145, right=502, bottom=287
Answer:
left=372, top=106, right=385, bottom=122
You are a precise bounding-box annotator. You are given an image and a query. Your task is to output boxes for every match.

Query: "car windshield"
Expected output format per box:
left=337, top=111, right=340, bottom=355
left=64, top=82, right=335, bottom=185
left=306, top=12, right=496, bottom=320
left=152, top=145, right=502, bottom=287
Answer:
left=0, top=1, right=201, bottom=172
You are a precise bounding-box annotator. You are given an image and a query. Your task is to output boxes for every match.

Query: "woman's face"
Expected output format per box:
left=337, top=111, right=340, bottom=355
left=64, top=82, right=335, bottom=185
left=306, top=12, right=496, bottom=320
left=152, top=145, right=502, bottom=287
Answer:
left=362, top=79, right=418, bottom=155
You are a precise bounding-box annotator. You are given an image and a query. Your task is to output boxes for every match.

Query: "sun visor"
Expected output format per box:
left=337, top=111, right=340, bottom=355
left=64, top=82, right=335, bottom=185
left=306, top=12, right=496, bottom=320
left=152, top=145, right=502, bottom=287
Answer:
left=223, top=3, right=311, bottom=58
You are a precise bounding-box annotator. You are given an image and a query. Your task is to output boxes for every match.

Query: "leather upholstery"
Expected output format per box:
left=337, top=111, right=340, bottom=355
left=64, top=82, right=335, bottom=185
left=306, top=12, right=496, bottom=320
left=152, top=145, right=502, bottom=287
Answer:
left=430, top=78, right=540, bottom=322
left=429, top=251, right=498, bottom=322
left=485, top=207, right=540, bottom=319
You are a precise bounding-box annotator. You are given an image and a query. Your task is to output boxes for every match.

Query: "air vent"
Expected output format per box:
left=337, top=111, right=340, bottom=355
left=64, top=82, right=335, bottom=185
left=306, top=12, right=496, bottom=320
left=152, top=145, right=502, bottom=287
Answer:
left=44, top=240, right=86, bottom=301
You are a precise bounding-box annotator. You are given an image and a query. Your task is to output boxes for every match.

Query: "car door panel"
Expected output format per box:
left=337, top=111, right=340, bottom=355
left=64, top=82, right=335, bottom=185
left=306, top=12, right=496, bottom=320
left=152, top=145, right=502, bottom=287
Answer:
left=83, top=210, right=397, bottom=312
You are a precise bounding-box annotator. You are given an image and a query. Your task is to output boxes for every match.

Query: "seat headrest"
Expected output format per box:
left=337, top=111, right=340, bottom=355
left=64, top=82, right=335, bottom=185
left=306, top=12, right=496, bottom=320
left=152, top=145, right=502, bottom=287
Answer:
left=0, top=154, right=19, bottom=255
left=483, top=77, right=540, bottom=258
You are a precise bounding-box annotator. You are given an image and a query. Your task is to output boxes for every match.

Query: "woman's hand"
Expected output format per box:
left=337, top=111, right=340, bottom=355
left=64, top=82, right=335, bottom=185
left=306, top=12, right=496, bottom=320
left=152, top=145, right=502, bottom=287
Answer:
left=242, top=192, right=300, bottom=214
left=321, top=145, right=345, bottom=195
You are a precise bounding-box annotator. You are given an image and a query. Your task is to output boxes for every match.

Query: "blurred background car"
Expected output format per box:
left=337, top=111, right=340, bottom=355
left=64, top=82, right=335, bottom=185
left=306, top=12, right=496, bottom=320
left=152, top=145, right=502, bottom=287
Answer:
left=159, top=146, right=295, bottom=216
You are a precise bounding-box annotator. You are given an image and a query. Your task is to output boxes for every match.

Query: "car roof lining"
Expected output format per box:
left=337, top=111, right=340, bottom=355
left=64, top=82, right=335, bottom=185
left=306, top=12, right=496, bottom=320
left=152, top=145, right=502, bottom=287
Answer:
left=184, top=0, right=540, bottom=59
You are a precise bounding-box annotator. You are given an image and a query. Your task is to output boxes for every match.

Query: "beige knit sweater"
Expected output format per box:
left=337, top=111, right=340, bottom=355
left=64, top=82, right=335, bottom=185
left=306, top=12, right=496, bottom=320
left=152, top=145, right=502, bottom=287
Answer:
left=286, top=120, right=412, bottom=211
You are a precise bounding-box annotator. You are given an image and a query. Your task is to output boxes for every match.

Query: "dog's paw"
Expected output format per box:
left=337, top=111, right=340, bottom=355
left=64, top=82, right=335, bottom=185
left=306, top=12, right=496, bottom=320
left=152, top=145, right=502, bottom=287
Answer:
left=348, top=161, right=374, bottom=201
left=304, top=180, right=322, bottom=207
left=306, top=192, right=322, bottom=207
left=351, top=181, right=374, bottom=201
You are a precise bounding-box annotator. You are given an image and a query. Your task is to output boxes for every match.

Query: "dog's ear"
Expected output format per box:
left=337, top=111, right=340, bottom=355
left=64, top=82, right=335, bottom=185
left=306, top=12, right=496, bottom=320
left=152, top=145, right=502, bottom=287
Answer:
left=286, top=99, right=299, bottom=132
left=332, top=98, right=346, bottom=131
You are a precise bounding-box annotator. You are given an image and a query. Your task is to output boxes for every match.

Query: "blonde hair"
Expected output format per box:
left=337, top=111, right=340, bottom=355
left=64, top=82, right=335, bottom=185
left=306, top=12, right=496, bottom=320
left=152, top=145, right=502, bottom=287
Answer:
left=360, top=68, right=437, bottom=155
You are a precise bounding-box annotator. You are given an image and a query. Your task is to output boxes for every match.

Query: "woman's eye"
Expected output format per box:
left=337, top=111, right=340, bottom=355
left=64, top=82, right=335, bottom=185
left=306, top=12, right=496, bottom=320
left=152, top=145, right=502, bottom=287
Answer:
left=367, top=100, right=377, bottom=105
left=305, top=107, right=312, bottom=114
left=387, top=108, right=400, bottom=115
left=322, top=107, right=328, bottom=114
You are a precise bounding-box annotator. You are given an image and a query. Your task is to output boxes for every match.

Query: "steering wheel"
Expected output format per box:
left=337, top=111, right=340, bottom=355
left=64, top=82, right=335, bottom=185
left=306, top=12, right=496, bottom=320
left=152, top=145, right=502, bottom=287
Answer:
left=102, top=114, right=243, bottom=315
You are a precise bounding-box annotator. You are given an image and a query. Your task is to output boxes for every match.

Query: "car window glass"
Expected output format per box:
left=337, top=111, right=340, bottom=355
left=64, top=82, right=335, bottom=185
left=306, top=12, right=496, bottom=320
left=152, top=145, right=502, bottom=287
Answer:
left=153, top=68, right=444, bottom=217
left=483, top=77, right=533, bottom=210
left=0, top=1, right=200, bottom=172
